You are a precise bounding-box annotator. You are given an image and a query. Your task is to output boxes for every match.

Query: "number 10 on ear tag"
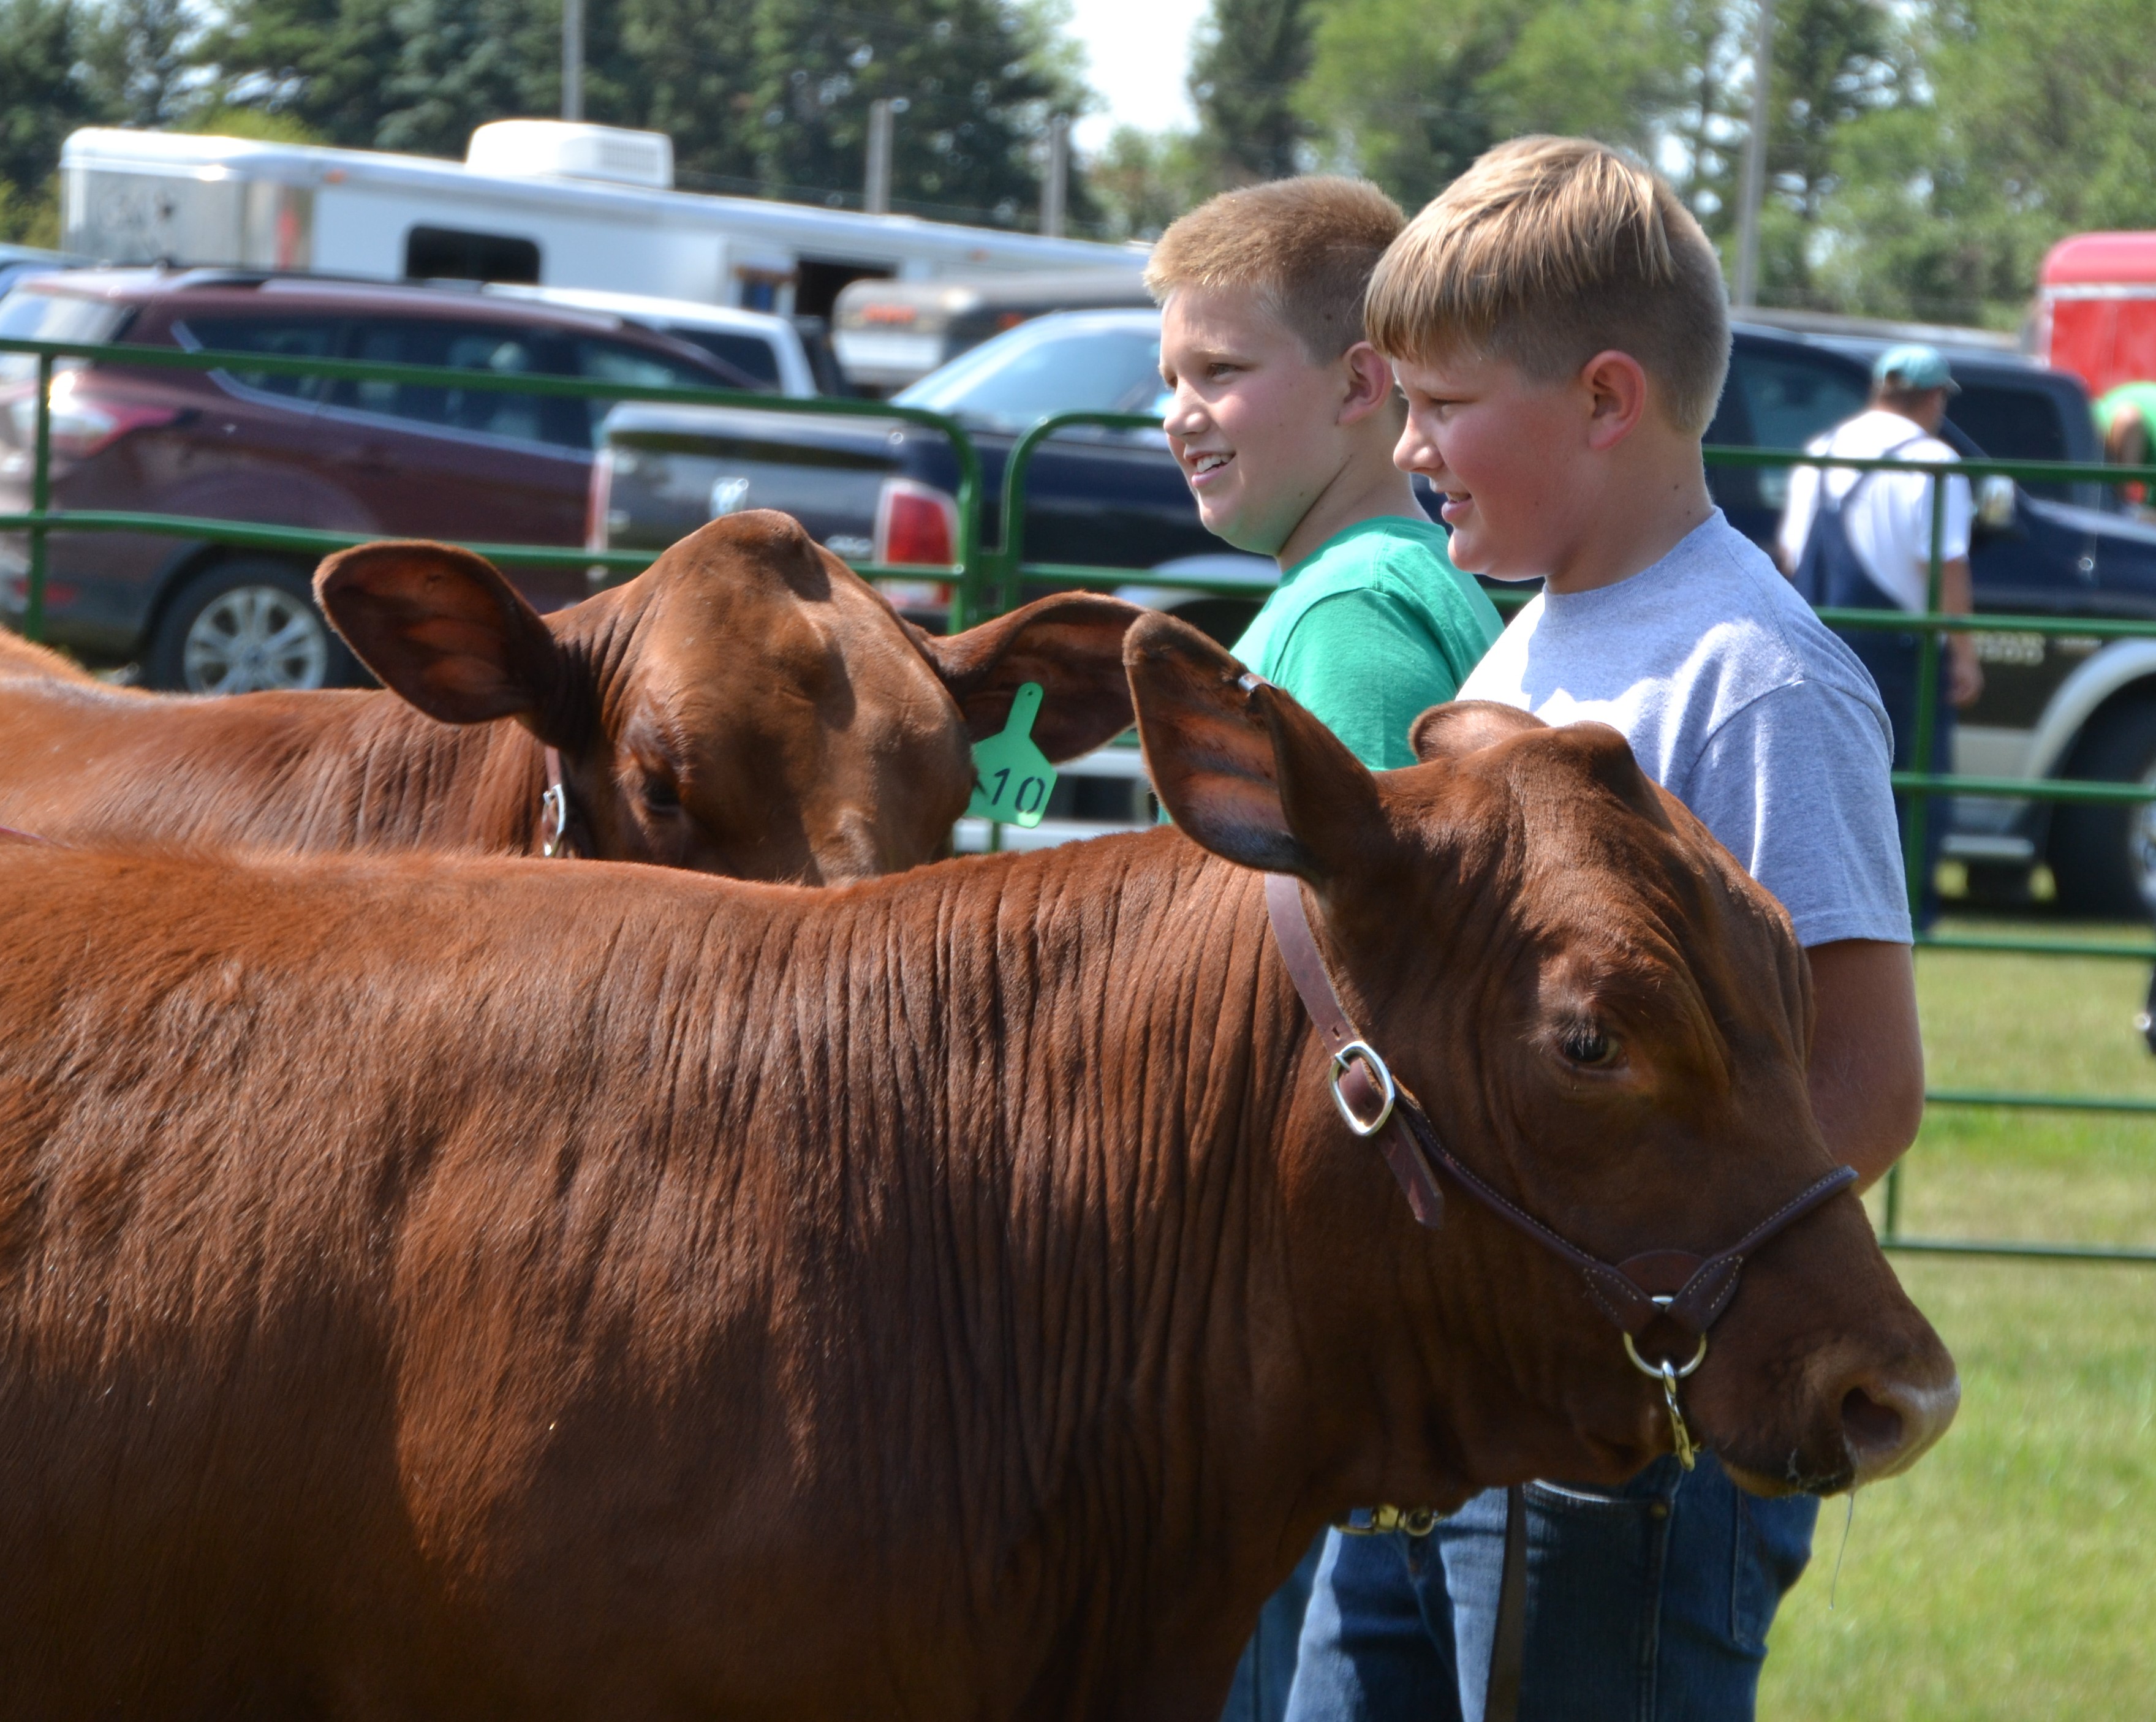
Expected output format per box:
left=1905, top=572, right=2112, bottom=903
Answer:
left=969, top=681, right=1056, bottom=827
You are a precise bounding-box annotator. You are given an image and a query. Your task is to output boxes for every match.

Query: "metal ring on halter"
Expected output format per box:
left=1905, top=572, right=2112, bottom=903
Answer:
left=1623, top=1329, right=1708, bottom=1380
left=540, top=784, right=569, bottom=858
left=1328, top=1040, right=1397, bottom=1137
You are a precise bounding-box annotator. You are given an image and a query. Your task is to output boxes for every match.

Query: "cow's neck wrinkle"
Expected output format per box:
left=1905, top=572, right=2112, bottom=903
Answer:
left=169, top=692, right=543, bottom=853
left=681, top=834, right=1455, bottom=1687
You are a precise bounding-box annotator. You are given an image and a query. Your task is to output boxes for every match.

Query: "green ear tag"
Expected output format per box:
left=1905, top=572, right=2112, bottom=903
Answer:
left=968, top=681, right=1056, bottom=828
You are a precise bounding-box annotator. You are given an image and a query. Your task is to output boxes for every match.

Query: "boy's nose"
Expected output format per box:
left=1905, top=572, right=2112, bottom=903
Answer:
left=1161, top=386, right=1207, bottom=438
left=1392, top=419, right=1433, bottom=475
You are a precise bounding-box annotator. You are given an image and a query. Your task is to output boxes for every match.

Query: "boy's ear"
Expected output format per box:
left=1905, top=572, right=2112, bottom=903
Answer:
left=1339, top=340, right=1396, bottom=428
left=1124, top=613, right=1384, bottom=883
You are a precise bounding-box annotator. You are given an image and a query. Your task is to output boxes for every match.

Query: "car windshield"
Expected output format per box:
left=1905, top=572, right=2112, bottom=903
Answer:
left=0, top=288, right=126, bottom=386
left=896, top=315, right=1164, bottom=432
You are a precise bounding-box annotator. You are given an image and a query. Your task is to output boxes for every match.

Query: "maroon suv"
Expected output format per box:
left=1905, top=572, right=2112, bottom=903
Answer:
left=0, top=270, right=755, bottom=691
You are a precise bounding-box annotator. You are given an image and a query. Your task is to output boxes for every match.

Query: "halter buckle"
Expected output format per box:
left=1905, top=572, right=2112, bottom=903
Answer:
left=1328, top=1040, right=1397, bottom=1137
left=540, top=783, right=569, bottom=858
left=1624, top=1312, right=1706, bottom=1473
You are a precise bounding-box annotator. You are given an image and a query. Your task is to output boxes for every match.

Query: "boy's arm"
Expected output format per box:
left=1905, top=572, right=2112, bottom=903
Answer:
left=1804, top=938, right=1925, bottom=1190
left=1266, top=589, right=1483, bottom=771
left=1681, top=682, right=1921, bottom=1185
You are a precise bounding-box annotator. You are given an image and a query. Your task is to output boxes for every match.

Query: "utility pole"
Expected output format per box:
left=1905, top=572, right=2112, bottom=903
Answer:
left=561, top=0, right=584, bottom=121
left=865, top=98, right=895, bottom=216
left=1732, top=0, right=1774, bottom=309
left=1041, top=115, right=1070, bottom=238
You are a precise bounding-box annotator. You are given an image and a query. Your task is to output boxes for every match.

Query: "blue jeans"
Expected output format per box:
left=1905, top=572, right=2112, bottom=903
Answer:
left=1285, top=1455, right=1818, bottom=1722
left=1222, top=1533, right=1327, bottom=1722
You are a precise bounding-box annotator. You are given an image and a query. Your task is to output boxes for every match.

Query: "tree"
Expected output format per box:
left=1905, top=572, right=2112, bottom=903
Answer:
left=191, top=0, right=1092, bottom=227
left=371, top=0, right=560, bottom=157
left=1189, top=0, right=1315, bottom=184
left=0, top=0, right=108, bottom=242
left=742, top=0, right=1096, bottom=226
left=1807, top=0, right=2156, bottom=327
left=1292, top=0, right=1689, bottom=212
left=191, top=0, right=413, bottom=147
left=1087, top=124, right=1208, bottom=239
left=1742, top=0, right=1910, bottom=305
left=81, top=0, right=197, bottom=128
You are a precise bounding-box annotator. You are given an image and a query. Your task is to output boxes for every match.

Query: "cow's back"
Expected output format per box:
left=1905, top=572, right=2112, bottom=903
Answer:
left=0, top=843, right=1017, bottom=1713
left=0, top=680, right=535, bottom=855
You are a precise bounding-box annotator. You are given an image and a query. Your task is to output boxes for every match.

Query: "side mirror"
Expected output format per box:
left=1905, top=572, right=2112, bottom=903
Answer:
left=1976, top=475, right=2018, bottom=531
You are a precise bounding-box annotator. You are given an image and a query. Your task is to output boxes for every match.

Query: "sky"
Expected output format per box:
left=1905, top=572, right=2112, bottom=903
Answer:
left=1065, top=0, right=1210, bottom=153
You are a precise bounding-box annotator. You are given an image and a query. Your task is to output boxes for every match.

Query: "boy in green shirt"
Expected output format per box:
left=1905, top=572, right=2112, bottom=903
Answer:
left=1148, top=176, right=1502, bottom=776
left=1144, top=174, right=1502, bottom=1722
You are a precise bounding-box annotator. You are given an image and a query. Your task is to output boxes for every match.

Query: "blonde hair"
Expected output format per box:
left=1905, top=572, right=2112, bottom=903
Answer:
left=1145, top=176, right=1406, bottom=361
left=1366, top=137, right=1730, bottom=436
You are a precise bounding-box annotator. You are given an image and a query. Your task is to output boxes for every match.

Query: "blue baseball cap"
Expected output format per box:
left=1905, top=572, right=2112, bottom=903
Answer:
left=1874, top=343, right=1958, bottom=393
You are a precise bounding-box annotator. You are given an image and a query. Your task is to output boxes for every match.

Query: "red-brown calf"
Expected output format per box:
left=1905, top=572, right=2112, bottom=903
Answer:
left=0, top=510, right=1139, bottom=880
left=0, top=616, right=1954, bottom=1720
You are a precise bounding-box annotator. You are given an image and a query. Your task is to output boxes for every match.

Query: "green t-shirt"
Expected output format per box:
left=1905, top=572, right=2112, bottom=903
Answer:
left=1230, top=516, right=1504, bottom=771
left=2096, top=381, right=2156, bottom=440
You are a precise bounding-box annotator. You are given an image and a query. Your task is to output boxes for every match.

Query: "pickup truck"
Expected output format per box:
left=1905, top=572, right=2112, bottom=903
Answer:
left=593, top=309, right=1277, bottom=644
left=594, top=308, right=2156, bottom=912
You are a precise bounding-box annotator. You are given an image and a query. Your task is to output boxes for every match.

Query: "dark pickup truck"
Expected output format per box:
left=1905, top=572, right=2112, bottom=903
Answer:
left=594, top=309, right=1277, bottom=646
left=596, top=309, right=2156, bottom=911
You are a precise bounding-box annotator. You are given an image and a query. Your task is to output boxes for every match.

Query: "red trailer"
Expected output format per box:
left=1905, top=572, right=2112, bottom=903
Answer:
left=2037, top=232, right=2156, bottom=399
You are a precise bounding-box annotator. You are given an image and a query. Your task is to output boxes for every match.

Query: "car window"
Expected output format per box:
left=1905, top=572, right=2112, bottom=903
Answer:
left=574, top=337, right=747, bottom=444
left=1731, top=348, right=1870, bottom=510
left=1950, top=382, right=2073, bottom=500
left=0, top=289, right=127, bottom=385
left=896, top=318, right=1164, bottom=431
left=176, top=314, right=343, bottom=403
left=329, top=319, right=586, bottom=450
left=663, top=327, right=781, bottom=389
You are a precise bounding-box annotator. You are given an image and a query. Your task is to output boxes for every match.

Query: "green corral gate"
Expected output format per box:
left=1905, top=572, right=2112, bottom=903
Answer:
left=5, top=334, right=2152, bottom=1267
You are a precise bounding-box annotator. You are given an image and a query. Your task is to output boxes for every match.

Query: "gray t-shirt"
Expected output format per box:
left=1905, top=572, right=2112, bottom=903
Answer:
left=1458, top=512, right=1913, bottom=948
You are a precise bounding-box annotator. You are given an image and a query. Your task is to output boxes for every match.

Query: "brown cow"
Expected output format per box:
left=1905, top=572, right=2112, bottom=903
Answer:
left=0, top=616, right=1955, bottom=1720
left=0, top=510, right=1138, bottom=881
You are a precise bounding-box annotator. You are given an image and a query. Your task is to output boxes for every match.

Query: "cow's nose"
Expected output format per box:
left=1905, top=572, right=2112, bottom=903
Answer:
left=1839, top=1363, right=1961, bottom=1484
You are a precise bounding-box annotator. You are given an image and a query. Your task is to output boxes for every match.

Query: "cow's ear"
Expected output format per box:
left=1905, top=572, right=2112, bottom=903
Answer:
left=1409, top=700, right=1545, bottom=762
left=316, top=542, right=564, bottom=728
left=1125, top=612, right=1381, bottom=883
left=916, top=592, right=1143, bottom=761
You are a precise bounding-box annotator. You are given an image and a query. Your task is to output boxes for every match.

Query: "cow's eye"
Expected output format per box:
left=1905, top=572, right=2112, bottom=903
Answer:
left=642, top=772, right=682, bottom=813
left=1560, top=1024, right=1619, bottom=1067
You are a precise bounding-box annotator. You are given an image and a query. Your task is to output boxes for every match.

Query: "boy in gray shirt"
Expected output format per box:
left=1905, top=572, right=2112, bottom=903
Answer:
left=1465, top=512, right=1912, bottom=950
left=1286, top=137, right=1922, bottom=1722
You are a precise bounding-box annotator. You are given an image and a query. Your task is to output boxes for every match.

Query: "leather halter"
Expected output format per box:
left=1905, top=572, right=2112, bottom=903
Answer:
left=1265, top=872, right=1855, bottom=1721
left=1264, top=872, right=1855, bottom=1358
left=538, top=745, right=588, bottom=859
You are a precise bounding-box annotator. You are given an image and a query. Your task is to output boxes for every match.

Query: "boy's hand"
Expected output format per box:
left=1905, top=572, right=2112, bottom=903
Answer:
left=1948, top=635, right=1984, bottom=708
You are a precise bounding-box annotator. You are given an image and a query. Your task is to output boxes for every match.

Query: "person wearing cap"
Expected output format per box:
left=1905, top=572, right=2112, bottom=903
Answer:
left=1777, top=343, right=1982, bottom=923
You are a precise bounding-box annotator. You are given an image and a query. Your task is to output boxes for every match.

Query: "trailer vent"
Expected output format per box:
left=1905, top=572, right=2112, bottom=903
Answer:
left=466, top=121, right=675, bottom=190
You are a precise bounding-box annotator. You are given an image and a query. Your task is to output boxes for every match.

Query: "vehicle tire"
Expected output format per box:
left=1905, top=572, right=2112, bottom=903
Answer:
left=145, top=559, right=358, bottom=695
left=2049, top=699, right=2156, bottom=918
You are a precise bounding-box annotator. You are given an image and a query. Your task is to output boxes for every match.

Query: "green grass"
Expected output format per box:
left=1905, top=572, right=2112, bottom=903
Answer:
left=1760, top=916, right=2156, bottom=1721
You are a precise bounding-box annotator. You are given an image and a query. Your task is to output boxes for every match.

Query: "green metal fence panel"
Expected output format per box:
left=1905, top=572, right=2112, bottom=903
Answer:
left=10, top=334, right=2156, bottom=1264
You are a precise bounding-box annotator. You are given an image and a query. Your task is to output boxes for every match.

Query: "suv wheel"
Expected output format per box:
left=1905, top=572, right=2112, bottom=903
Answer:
left=2049, top=700, right=2156, bottom=917
left=147, top=560, right=354, bottom=695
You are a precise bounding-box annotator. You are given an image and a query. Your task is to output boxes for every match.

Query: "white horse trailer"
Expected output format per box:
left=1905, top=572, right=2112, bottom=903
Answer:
left=58, top=122, right=1142, bottom=322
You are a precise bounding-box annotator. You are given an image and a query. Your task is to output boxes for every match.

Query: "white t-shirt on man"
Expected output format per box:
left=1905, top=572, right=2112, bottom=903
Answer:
left=1774, top=407, right=1973, bottom=613
left=1460, top=512, right=1912, bottom=950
